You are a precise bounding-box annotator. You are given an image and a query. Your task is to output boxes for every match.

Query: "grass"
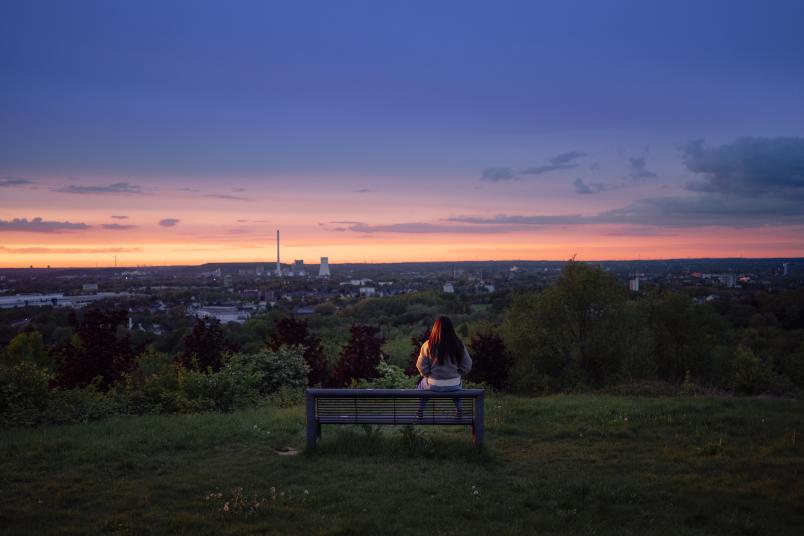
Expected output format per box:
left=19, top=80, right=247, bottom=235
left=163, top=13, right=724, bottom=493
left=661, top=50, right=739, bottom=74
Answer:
left=1, top=394, right=802, bottom=535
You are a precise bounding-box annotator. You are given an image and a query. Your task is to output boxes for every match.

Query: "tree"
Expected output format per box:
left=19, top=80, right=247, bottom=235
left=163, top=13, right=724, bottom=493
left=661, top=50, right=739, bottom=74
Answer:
left=52, top=309, right=134, bottom=389
left=503, top=259, right=628, bottom=391
left=467, top=328, right=513, bottom=389
left=331, top=324, right=386, bottom=387
left=270, top=316, right=328, bottom=386
left=180, top=317, right=227, bottom=371
left=2, top=330, right=53, bottom=370
left=639, top=291, right=732, bottom=384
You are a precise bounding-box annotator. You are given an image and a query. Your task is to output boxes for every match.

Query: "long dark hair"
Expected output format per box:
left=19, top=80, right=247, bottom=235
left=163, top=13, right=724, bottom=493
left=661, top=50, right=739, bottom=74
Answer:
left=427, top=316, right=464, bottom=365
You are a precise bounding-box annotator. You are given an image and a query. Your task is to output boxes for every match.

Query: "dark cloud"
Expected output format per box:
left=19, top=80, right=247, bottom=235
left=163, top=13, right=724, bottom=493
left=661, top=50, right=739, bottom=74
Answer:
left=549, top=151, right=587, bottom=165
left=102, top=223, right=137, bottom=230
left=520, top=163, right=576, bottom=176
left=110, top=215, right=128, bottom=220
left=201, top=193, right=253, bottom=201
left=0, top=246, right=140, bottom=254
left=332, top=221, right=517, bottom=234
left=56, top=182, right=144, bottom=195
left=0, top=217, right=90, bottom=233
left=449, top=193, right=804, bottom=228
left=573, top=178, right=593, bottom=194
left=447, top=214, right=584, bottom=226
left=628, top=157, right=657, bottom=180
left=180, top=187, right=200, bottom=193
left=573, top=178, right=618, bottom=195
left=682, top=137, right=804, bottom=197
left=0, top=176, right=34, bottom=187
left=483, top=151, right=587, bottom=181
left=481, top=167, right=516, bottom=182
left=158, top=218, right=180, bottom=227
left=354, top=188, right=372, bottom=193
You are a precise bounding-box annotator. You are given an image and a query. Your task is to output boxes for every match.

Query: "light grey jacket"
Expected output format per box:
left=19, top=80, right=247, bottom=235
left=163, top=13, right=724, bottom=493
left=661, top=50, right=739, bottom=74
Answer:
left=416, top=340, right=472, bottom=380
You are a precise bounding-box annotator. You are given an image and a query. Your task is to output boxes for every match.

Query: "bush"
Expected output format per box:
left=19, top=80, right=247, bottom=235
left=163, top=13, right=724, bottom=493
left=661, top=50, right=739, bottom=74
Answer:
left=0, top=362, right=52, bottom=427
left=732, top=346, right=774, bottom=395
left=358, top=360, right=415, bottom=389
left=46, top=383, right=119, bottom=425
left=227, top=346, right=308, bottom=395
left=176, top=361, right=261, bottom=413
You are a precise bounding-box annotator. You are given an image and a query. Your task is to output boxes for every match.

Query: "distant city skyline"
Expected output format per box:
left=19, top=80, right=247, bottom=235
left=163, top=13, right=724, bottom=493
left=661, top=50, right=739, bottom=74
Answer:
left=2, top=1, right=803, bottom=267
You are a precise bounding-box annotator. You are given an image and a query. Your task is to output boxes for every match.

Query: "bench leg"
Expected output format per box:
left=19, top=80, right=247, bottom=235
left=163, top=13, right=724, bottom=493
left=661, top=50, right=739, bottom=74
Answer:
left=473, top=393, right=485, bottom=447
left=306, top=391, right=317, bottom=450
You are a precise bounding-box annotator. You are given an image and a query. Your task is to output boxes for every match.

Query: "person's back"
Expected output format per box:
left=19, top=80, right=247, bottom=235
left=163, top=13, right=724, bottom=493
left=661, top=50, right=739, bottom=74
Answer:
left=416, top=339, right=472, bottom=381
left=416, top=315, right=472, bottom=390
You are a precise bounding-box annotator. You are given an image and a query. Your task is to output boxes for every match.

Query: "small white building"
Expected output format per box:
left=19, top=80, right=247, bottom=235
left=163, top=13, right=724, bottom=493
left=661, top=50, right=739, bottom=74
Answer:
left=443, top=283, right=455, bottom=294
left=359, top=286, right=376, bottom=297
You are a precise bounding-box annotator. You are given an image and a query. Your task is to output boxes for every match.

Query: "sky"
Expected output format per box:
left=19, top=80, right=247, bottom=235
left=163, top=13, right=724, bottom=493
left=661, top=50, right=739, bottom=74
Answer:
left=1, top=0, right=804, bottom=267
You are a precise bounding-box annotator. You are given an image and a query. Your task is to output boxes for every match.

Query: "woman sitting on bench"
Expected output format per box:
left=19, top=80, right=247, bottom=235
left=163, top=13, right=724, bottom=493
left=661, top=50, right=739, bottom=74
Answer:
left=416, top=316, right=472, bottom=418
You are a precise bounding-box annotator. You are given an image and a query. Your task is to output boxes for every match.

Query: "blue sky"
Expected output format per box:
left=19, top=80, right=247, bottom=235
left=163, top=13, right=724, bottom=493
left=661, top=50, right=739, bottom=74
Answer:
left=1, top=0, right=803, bottom=265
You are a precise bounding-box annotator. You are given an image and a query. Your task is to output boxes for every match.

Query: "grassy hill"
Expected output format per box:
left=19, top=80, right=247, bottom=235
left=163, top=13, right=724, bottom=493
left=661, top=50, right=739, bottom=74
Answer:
left=1, top=394, right=801, bottom=535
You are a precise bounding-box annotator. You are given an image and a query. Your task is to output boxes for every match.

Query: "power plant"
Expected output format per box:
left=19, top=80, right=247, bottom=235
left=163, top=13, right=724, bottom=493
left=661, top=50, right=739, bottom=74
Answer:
left=274, top=229, right=331, bottom=277
left=275, top=229, right=281, bottom=276
left=319, top=256, right=330, bottom=277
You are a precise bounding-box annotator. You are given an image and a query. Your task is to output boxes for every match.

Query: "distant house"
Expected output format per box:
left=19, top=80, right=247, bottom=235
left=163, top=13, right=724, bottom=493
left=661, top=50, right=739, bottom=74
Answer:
left=194, top=306, right=250, bottom=324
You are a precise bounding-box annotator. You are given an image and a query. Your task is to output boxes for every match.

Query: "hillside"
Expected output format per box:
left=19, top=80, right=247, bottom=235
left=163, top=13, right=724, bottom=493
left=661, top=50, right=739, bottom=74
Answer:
left=1, top=394, right=801, bottom=535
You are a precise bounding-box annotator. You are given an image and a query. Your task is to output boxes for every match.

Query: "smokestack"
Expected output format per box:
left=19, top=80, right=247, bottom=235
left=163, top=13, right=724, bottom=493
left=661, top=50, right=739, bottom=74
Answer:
left=276, top=229, right=281, bottom=276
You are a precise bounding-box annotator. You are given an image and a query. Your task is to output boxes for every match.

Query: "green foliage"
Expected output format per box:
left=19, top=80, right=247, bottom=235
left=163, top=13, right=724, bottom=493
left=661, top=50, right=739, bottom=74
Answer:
left=358, top=359, right=415, bottom=389
left=2, top=331, right=53, bottom=370
left=175, top=362, right=261, bottom=413
left=732, top=346, right=774, bottom=395
left=46, top=383, right=120, bottom=425
left=227, top=345, right=309, bottom=395
left=504, top=260, right=628, bottom=391
left=0, top=362, right=52, bottom=427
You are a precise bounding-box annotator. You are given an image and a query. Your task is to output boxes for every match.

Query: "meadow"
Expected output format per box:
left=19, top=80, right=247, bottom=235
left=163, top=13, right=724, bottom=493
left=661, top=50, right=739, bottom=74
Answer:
left=1, top=393, right=801, bottom=535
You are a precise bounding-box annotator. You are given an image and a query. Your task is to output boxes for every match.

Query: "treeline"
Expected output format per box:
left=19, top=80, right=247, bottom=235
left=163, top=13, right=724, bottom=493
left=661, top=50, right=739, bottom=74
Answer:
left=2, top=260, right=802, bottom=427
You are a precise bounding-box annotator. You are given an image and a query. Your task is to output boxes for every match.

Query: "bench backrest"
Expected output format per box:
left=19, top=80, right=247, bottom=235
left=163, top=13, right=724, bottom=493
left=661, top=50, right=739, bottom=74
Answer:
left=306, top=388, right=486, bottom=447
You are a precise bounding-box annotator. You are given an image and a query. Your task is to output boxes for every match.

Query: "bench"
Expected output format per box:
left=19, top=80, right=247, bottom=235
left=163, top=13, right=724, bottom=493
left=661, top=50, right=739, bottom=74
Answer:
left=306, top=388, right=485, bottom=449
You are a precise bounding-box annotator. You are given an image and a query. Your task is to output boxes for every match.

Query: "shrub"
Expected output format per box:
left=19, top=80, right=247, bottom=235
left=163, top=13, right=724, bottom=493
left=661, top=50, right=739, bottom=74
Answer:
left=227, top=346, right=308, bottom=395
left=0, top=362, right=52, bottom=427
left=732, top=346, right=773, bottom=395
left=46, top=382, right=119, bottom=425
left=176, top=361, right=261, bottom=413
left=358, top=359, right=415, bottom=389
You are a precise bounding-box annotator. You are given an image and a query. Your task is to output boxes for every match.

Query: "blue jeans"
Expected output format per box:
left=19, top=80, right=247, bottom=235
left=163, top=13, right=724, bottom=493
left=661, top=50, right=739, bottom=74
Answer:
left=416, top=377, right=462, bottom=418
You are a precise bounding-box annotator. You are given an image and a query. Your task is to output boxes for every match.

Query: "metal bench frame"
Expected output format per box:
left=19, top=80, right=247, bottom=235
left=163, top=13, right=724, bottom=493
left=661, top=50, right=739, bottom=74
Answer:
left=306, top=388, right=485, bottom=449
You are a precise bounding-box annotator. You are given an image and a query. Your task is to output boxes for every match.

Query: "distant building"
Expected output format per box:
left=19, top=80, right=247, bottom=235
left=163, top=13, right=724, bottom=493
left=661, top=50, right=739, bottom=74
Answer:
left=292, top=259, right=305, bottom=277
left=628, top=278, right=640, bottom=292
left=223, top=275, right=233, bottom=287
left=717, top=273, right=737, bottom=288
left=443, top=283, right=455, bottom=293
left=82, top=283, right=99, bottom=292
left=783, top=263, right=792, bottom=276
left=195, top=306, right=250, bottom=324
left=319, top=256, right=331, bottom=277
left=359, top=286, right=376, bottom=297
